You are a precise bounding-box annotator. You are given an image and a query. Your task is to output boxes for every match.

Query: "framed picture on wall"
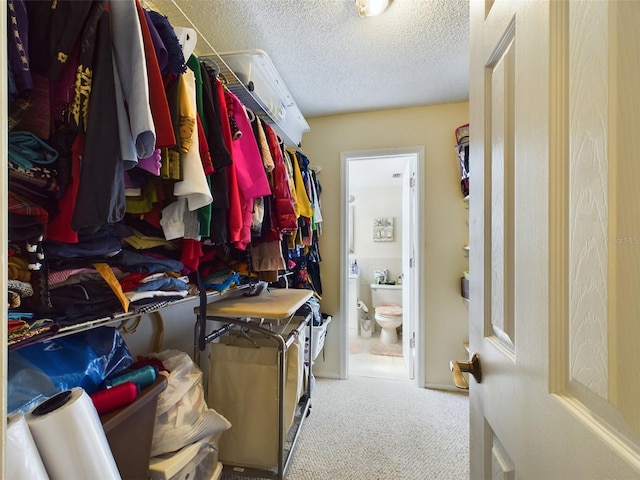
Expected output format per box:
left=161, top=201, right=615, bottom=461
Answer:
left=373, top=217, right=394, bottom=242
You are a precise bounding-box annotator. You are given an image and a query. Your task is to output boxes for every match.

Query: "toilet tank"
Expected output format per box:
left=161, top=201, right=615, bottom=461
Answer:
left=370, top=283, right=403, bottom=307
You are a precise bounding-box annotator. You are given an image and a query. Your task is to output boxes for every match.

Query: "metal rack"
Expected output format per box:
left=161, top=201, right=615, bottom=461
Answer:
left=193, top=288, right=314, bottom=480
left=8, top=287, right=248, bottom=352
left=144, top=0, right=309, bottom=148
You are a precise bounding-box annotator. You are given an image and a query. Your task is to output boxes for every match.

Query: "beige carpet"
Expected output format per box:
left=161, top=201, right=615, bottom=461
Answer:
left=221, top=376, right=469, bottom=480
left=369, top=338, right=403, bottom=357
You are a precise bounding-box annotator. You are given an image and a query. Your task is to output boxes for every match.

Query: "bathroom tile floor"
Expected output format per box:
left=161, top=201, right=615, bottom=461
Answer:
left=348, top=334, right=409, bottom=381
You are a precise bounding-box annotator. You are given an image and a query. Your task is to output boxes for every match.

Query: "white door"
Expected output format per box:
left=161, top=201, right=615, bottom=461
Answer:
left=466, top=0, right=640, bottom=478
left=402, top=160, right=417, bottom=379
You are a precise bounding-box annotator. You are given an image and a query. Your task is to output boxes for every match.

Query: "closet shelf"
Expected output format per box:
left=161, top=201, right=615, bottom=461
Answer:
left=215, top=49, right=310, bottom=148
left=10, top=287, right=248, bottom=350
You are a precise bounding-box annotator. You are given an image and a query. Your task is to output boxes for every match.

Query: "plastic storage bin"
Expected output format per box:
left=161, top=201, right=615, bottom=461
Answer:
left=305, top=315, right=331, bottom=363
left=100, top=376, right=167, bottom=480
left=149, top=432, right=222, bottom=480
left=218, top=49, right=310, bottom=146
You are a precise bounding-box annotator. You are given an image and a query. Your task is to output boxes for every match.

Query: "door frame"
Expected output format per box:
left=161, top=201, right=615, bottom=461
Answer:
left=401, top=159, right=418, bottom=379
left=338, top=146, right=426, bottom=386
left=2, top=6, right=8, bottom=477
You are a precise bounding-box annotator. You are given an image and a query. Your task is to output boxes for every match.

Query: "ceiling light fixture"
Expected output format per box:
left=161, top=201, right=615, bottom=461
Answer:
left=356, top=0, right=389, bottom=18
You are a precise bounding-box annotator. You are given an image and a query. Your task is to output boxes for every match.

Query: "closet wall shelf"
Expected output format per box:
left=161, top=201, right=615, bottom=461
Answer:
left=214, top=49, right=310, bottom=148
left=146, top=0, right=309, bottom=148
left=11, top=287, right=248, bottom=350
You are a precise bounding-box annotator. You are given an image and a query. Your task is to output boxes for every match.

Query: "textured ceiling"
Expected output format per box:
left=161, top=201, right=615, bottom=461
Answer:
left=149, top=0, right=470, bottom=119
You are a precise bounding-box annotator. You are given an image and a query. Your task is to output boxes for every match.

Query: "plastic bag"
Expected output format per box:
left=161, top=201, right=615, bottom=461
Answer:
left=149, top=350, right=231, bottom=457
left=8, top=327, right=133, bottom=413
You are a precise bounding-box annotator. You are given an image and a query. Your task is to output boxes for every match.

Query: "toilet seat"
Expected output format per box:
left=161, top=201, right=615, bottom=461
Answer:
left=374, top=304, right=403, bottom=344
left=375, top=304, right=402, bottom=317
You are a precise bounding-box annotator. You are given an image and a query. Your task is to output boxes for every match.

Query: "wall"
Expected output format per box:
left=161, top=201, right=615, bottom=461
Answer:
left=303, top=102, right=470, bottom=387
left=119, top=300, right=202, bottom=359
left=350, top=185, right=403, bottom=312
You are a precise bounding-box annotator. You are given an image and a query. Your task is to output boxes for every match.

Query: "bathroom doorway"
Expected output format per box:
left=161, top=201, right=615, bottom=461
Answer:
left=339, top=147, right=425, bottom=386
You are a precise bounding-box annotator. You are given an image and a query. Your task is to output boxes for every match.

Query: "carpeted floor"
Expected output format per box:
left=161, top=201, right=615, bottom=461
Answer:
left=221, top=376, right=469, bottom=480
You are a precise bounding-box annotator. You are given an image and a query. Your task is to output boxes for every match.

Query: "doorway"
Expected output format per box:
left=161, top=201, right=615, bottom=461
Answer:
left=339, top=147, right=426, bottom=386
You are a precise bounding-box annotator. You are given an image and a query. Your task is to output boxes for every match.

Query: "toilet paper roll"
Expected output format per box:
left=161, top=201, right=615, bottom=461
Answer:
left=26, top=388, right=122, bottom=480
left=6, top=413, right=49, bottom=480
left=357, top=300, right=369, bottom=313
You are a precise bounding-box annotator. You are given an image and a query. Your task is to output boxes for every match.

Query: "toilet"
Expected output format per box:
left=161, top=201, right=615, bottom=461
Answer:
left=370, top=283, right=403, bottom=344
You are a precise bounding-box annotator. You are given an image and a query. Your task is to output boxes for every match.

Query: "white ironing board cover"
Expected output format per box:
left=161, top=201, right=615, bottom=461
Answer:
left=196, top=288, right=313, bottom=320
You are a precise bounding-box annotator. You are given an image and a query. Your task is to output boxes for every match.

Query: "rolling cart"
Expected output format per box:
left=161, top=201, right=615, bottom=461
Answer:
left=194, top=288, right=313, bottom=480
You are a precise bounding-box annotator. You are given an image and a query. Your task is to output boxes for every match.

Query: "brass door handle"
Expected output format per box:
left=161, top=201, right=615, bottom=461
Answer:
left=449, top=353, right=482, bottom=389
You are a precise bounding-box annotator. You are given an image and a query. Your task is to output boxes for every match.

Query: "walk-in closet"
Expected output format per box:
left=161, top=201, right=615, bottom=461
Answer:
left=5, top=1, right=326, bottom=478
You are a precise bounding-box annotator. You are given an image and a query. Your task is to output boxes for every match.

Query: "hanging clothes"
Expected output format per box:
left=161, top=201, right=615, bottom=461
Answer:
left=135, top=0, right=175, bottom=149
left=217, top=83, right=242, bottom=246
left=6, top=0, right=326, bottom=333
left=225, top=93, right=271, bottom=199
left=71, top=8, right=125, bottom=234
left=25, top=0, right=95, bottom=82
left=110, top=0, right=156, bottom=165
left=264, top=123, right=297, bottom=237
left=146, top=10, right=187, bottom=78
left=47, top=133, right=83, bottom=244
left=172, top=69, right=213, bottom=211
left=201, top=66, right=233, bottom=245
left=187, top=55, right=214, bottom=237
left=310, top=169, right=323, bottom=235
left=223, top=90, right=271, bottom=249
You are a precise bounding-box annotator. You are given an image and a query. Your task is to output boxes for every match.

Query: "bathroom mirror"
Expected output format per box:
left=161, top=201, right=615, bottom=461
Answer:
left=349, top=206, right=354, bottom=254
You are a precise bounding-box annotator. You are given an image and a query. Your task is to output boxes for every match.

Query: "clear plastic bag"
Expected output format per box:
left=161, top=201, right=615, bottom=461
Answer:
left=149, top=350, right=231, bottom=457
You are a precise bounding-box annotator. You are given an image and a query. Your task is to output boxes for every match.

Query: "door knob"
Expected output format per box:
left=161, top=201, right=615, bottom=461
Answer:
left=449, top=353, right=482, bottom=389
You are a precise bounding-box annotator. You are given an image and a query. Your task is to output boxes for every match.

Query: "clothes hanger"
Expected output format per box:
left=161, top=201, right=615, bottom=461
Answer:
left=229, top=327, right=259, bottom=348
left=245, top=107, right=256, bottom=123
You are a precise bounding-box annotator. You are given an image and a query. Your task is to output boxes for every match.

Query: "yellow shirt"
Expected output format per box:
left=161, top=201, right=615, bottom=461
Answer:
left=286, top=148, right=313, bottom=219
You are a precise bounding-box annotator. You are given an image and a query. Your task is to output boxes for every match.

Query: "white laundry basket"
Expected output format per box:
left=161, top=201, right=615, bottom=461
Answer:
left=304, top=315, right=331, bottom=364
